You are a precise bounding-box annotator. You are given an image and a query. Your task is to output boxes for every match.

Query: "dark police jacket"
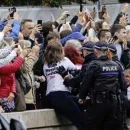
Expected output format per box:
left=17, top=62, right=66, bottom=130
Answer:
left=79, top=55, right=124, bottom=99
left=64, top=53, right=97, bottom=88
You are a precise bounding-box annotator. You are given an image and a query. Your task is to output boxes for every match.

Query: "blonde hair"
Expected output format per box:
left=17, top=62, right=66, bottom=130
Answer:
left=44, top=41, right=64, bottom=65
left=124, top=69, right=130, bottom=75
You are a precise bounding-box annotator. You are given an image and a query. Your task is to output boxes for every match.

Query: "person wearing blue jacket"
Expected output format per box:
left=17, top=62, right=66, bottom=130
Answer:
left=0, top=12, right=20, bottom=41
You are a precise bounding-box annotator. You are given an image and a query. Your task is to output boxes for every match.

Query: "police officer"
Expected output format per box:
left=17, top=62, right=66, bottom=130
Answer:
left=79, top=41, right=124, bottom=130
left=108, top=44, right=124, bottom=69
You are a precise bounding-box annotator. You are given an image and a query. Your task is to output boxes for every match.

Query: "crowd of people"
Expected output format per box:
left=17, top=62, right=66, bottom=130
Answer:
left=0, top=3, right=130, bottom=130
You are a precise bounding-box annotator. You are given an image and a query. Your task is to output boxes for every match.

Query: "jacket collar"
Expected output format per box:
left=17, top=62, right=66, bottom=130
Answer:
left=83, top=53, right=97, bottom=64
left=98, top=55, right=108, bottom=60
left=112, top=55, right=119, bottom=61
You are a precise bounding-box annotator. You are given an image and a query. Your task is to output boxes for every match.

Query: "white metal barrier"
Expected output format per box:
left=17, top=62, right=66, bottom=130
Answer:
left=0, top=4, right=130, bottom=25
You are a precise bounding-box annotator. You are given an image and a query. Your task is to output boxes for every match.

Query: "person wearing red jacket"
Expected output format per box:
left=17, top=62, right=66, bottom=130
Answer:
left=0, top=50, right=28, bottom=112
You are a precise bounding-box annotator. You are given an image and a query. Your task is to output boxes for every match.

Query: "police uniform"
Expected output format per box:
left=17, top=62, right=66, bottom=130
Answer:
left=79, top=41, right=124, bottom=130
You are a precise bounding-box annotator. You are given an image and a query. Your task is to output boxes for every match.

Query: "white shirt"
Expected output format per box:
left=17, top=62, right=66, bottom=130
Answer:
left=114, top=43, right=122, bottom=60
left=43, top=57, right=77, bottom=95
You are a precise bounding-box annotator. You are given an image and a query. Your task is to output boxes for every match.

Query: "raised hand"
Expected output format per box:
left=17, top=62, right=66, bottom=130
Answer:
left=2, top=24, right=12, bottom=34
left=121, top=3, right=129, bottom=13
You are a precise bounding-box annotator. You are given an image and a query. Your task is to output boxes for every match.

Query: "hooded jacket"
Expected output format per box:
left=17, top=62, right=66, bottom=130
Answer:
left=60, top=32, right=85, bottom=46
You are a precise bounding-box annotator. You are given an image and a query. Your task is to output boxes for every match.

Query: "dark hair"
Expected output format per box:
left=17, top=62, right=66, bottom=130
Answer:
left=95, top=21, right=104, bottom=32
left=97, top=29, right=111, bottom=40
left=64, top=45, right=84, bottom=65
left=47, top=31, right=60, bottom=41
left=42, top=21, right=53, bottom=38
left=21, top=19, right=33, bottom=29
left=60, top=30, right=72, bottom=39
left=44, top=41, right=64, bottom=65
left=111, top=24, right=125, bottom=36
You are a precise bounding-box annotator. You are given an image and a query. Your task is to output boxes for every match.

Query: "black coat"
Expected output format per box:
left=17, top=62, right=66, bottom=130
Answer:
left=79, top=55, right=124, bottom=99
left=64, top=53, right=97, bottom=88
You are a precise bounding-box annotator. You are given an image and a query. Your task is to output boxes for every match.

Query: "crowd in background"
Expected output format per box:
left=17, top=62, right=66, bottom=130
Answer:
left=0, top=3, right=130, bottom=130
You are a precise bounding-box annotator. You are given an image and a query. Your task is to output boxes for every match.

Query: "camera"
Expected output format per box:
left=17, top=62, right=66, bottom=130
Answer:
left=9, top=7, right=16, bottom=18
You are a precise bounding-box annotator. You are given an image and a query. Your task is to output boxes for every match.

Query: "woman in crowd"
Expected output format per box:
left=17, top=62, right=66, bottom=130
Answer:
left=43, top=41, right=84, bottom=130
left=64, top=45, right=84, bottom=69
left=20, top=44, right=40, bottom=110
left=0, top=49, right=28, bottom=112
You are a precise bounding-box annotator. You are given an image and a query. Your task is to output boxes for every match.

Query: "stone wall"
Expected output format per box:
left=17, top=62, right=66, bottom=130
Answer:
left=1, top=109, right=130, bottom=130
left=1, top=109, right=76, bottom=130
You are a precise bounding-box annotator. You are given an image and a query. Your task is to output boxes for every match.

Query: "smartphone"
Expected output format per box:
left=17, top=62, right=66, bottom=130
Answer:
left=9, top=7, right=16, bottom=17
left=80, top=4, right=83, bottom=12
left=15, top=44, right=18, bottom=48
left=37, top=20, right=42, bottom=26
left=37, top=20, right=42, bottom=33
left=113, top=35, right=118, bottom=41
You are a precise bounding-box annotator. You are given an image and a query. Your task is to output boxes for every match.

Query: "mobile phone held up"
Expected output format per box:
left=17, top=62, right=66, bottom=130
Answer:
left=37, top=20, right=42, bottom=33
left=37, top=20, right=42, bottom=26
left=9, top=7, right=16, bottom=18
left=80, top=4, right=83, bottom=12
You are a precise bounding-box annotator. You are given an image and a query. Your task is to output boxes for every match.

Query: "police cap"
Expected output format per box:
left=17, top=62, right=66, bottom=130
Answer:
left=108, top=44, right=117, bottom=54
left=82, top=41, right=94, bottom=52
left=94, top=41, right=108, bottom=51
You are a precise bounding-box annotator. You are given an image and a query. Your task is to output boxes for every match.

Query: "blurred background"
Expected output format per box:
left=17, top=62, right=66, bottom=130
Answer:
left=0, top=0, right=129, bottom=7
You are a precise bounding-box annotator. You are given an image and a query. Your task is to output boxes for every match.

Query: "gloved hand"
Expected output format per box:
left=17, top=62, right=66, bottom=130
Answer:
left=57, top=66, right=68, bottom=78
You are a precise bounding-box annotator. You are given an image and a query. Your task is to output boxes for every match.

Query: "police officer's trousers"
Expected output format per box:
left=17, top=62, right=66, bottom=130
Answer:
left=83, top=100, right=122, bottom=130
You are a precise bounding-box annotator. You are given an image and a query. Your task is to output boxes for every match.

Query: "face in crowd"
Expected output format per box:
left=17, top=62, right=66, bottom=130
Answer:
left=21, top=21, right=35, bottom=38
left=116, top=28, right=127, bottom=41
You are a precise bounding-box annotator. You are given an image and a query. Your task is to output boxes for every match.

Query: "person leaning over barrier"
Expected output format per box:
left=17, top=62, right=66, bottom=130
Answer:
left=62, top=41, right=96, bottom=89
left=43, top=41, right=85, bottom=130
